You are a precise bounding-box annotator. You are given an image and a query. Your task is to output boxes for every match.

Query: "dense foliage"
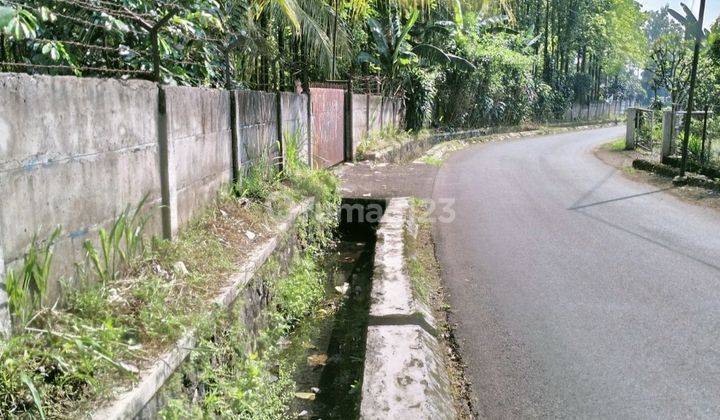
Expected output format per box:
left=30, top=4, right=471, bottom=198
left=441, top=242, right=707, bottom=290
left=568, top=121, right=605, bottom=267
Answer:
left=0, top=0, right=652, bottom=130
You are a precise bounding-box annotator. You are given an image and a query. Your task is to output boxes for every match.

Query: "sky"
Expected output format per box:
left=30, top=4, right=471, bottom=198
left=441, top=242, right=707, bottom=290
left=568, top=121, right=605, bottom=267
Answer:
left=638, top=0, right=720, bottom=29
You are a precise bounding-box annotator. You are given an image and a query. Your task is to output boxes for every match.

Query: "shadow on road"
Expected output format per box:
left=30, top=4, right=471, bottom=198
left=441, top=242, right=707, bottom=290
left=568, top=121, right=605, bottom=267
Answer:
left=568, top=187, right=675, bottom=210
left=575, top=210, right=720, bottom=273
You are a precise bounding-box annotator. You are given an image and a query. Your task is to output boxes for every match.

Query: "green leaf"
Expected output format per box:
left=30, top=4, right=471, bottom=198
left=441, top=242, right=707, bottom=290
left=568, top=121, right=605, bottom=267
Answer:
left=20, top=373, right=46, bottom=420
left=367, top=18, right=389, bottom=58
left=447, top=53, right=477, bottom=72
left=391, top=10, right=419, bottom=68
left=40, top=6, right=55, bottom=23
left=0, top=6, right=13, bottom=28
left=356, top=51, right=380, bottom=66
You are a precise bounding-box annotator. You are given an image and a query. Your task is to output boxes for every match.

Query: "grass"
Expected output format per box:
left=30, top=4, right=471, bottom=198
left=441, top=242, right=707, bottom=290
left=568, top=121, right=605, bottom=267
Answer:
left=0, top=146, right=340, bottom=418
left=608, top=137, right=627, bottom=151
left=356, top=127, right=416, bottom=158
left=418, top=155, right=443, bottom=166
left=158, top=251, right=330, bottom=420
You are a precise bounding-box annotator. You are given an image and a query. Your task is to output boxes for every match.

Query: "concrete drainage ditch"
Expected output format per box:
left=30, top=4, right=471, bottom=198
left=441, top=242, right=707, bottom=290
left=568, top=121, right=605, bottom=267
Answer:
left=92, top=197, right=454, bottom=419
left=360, top=197, right=456, bottom=420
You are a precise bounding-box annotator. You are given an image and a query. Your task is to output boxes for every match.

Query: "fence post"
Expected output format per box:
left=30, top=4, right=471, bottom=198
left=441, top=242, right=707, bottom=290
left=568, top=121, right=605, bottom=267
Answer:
left=366, top=92, right=371, bottom=134
left=276, top=91, right=284, bottom=172
left=661, top=110, right=674, bottom=159
left=345, top=79, right=354, bottom=161
left=306, top=89, right=313, bottom=168
left=0, top=243, right=10, bottom=338
left=157, top=86, right=178, bottom=240
left=625, top=108, right=637, bottom=149
left=701, top=105, right=709, bottom=164
left=380, top=96, right=385, bottom=129
left=224, top=50, right=240, bottom=184
left=229, top=91, right=239, bottom=183
left=145, top=10, right=178, bottom=239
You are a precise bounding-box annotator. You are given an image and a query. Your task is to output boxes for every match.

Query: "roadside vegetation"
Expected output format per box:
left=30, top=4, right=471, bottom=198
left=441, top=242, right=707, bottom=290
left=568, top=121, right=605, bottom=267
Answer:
left=2, top=0, right=646, bottom=131
left=0, top=136, right=340, bottom=418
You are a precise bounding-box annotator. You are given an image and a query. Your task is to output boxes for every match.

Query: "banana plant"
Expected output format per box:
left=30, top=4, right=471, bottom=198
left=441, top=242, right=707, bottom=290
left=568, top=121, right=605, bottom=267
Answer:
left=358, top=9, right=475, bottom=84
left=1, top=5, right=39, bottom=40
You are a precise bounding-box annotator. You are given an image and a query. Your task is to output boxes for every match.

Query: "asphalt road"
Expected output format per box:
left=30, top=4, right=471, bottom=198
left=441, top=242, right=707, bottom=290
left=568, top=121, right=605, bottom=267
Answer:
left=432, top=126, right=720, bottom=418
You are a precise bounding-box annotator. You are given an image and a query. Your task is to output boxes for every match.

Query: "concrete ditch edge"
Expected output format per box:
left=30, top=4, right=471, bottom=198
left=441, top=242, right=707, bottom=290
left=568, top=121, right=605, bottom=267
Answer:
left=360, top=197, right=456, bottom=419
left=91, top=198, right=314, bottom=420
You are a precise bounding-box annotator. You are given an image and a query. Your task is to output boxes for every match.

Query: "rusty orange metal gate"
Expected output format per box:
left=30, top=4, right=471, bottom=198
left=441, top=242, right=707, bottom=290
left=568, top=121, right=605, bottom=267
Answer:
left=310, top=84, right=346, bottom=168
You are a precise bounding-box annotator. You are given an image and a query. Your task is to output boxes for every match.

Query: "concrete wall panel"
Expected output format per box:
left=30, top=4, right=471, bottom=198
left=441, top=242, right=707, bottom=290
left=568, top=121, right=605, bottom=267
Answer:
left=165, top=86, right=232, bottom=227
left=234, top=91, right=279, bottom=172
left=0, top=74, right=162, bottom=296
left=352, top=94, right=369, bottom=155
left=280, top=92, right=309, bottom=165
left=368, top=95, right=383, bottom=133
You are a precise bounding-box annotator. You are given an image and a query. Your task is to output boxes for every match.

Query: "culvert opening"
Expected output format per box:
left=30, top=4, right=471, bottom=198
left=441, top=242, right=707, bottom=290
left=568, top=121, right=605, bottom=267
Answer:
left=284, top=198, right=386, bottom=419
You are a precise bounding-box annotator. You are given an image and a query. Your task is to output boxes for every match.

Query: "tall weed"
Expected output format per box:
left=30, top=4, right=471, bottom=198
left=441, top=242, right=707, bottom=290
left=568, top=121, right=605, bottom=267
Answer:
left=83, top=194, right=150, bottom=285
left=5, top=226, right=61, bottom=329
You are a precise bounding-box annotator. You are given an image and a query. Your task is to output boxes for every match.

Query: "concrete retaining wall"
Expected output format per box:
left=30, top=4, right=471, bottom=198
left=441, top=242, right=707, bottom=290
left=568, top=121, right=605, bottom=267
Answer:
left=0, top=74, right=163, bottom=300
left=0, top=73, right=403, bottom=334
left=367, top=95, right=383, bottom=133
left=351, top=94, right=404, bottom=158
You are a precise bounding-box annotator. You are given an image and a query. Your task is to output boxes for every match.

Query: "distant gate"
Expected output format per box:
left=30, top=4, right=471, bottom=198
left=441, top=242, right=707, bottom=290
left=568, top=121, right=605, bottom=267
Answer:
left=310, top=83, right=346, bottom=168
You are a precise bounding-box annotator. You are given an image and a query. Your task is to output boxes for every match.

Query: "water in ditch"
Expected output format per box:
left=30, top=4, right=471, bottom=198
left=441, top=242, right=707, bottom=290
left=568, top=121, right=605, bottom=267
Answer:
left=282, top=199, right=383, bottom=419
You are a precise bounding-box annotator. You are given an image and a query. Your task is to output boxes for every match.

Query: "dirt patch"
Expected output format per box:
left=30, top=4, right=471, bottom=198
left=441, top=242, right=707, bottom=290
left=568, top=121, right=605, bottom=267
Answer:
left=337, top=161, right=438, bottom=199
left=595, top=142, right=720, bottom=213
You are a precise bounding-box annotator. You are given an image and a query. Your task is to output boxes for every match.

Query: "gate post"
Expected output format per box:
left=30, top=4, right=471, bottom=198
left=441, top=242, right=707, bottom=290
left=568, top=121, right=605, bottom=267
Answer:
left=661, top=110, right=674, bottom=159
left=625, top=108, right=637, bottom=149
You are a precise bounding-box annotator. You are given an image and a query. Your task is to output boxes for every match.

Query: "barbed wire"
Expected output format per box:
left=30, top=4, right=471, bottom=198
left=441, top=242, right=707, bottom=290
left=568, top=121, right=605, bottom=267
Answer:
left=0, top=61, right=152, bottom=75
left=34, top=37, right=144, bottom=56
left=0, top=1, right=283, bottom=88
left=51, top=0, right=154, bottom=21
